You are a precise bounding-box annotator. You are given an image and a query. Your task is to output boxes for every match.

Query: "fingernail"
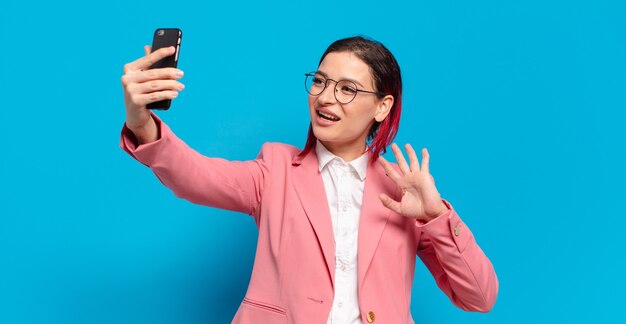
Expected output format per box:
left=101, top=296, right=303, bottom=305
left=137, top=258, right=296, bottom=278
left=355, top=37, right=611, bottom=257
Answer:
left=175, top=70, right=184, bottom=78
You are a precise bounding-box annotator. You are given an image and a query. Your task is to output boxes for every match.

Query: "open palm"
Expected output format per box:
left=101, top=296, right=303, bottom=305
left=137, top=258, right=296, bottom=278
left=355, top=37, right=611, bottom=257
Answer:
left=378, top=143, right=449, bottom=222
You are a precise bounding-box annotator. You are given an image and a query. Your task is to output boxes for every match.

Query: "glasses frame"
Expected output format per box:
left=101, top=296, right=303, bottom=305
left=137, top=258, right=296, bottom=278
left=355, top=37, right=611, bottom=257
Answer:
left=304, top=72, right=386, bottom=104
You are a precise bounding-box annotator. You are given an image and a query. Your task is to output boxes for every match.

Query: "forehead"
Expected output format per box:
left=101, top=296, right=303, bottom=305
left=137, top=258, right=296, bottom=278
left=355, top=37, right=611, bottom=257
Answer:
left=318, top=52, right=373, bottom=85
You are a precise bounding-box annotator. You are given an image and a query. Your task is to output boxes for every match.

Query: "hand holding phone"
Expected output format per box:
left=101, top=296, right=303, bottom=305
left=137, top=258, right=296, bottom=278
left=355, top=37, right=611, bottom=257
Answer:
left=146, top=28, right=183, bottom=110
left=121, top=28, right=184, bottom=143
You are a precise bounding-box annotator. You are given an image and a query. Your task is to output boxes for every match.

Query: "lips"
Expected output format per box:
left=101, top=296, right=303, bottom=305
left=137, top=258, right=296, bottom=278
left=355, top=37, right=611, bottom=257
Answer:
left=316, top=109, right=341, bottom=121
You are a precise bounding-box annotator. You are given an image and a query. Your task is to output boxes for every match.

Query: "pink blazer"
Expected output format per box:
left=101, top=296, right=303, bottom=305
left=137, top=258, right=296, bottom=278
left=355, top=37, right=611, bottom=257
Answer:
left=120, top=112, right=498, bottom=324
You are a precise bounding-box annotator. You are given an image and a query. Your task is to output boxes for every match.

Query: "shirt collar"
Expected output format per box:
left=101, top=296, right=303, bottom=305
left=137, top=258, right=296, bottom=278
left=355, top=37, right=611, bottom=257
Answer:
left=315, top=139, right=368, bottom=181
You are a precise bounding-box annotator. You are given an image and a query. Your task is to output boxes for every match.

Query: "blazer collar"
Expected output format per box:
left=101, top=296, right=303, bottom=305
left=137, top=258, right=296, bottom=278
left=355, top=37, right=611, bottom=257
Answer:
left=356, top=159, right=393, bottom=290
left=291, top=147, right=337, bottom=287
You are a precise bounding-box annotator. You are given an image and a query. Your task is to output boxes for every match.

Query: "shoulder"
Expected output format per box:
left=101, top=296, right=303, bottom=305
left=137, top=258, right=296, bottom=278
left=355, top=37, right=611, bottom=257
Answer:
left=259, top=142, right=301, bottom=155
left=256, top=142, right=303, bottom=161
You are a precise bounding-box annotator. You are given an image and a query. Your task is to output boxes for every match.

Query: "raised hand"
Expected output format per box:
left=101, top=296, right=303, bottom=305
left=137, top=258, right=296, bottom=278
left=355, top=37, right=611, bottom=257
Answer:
left=121, top=45, right=185, bottom=131
left=377, top=143, right=449, bottom=222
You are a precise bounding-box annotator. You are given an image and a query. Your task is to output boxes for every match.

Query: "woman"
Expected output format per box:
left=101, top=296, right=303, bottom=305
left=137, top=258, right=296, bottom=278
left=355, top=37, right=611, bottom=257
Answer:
left=120, top=36, right=498, bottom=324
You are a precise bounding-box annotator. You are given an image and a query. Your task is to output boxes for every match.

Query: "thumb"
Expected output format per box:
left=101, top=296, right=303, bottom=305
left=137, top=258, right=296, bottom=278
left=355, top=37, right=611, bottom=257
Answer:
left=144, top=45, right=152, bottom=56
left=379, top=193, right=401, bottom=214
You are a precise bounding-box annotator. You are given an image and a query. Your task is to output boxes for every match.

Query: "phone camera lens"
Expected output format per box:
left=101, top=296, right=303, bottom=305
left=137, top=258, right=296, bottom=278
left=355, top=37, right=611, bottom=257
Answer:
left=157, top=30, right=165, bottom=36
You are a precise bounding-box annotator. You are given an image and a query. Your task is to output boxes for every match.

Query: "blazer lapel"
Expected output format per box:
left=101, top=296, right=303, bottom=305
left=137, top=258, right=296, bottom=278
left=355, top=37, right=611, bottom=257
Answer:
left=358, top=159, right=393, bottom=290
left=291, top=151, right=336, bottom=288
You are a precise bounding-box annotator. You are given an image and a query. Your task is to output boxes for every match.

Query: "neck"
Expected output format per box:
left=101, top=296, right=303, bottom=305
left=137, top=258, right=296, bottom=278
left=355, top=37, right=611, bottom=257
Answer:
left=319, top=139, right=367, bottom=162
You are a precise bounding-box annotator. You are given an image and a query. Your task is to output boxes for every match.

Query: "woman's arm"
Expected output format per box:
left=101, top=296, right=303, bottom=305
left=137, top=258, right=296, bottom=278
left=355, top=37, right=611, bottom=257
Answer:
left=120, top=111, right=271, bottom=221
left=415, top=199, right=499, bottom=312
left=375, top=143, right=498, bottom=311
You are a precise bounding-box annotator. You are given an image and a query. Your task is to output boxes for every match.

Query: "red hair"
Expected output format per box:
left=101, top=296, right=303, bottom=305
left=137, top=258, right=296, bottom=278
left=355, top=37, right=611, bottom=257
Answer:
left=297, top=36, right=403, bottom=164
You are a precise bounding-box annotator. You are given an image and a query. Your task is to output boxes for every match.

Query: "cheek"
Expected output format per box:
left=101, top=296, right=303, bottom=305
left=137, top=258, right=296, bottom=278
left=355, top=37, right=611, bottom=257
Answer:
left=308, top=98, right=316, bottom=118
left=347, top=105, right=378, bottom=126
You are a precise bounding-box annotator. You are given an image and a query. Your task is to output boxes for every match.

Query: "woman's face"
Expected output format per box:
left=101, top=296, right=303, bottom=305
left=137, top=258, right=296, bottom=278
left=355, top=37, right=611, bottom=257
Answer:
left=308, top=51, right=393, bottom=152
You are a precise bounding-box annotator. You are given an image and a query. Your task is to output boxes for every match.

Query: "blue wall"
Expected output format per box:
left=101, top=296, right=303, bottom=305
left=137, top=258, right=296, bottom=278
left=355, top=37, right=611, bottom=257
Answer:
left=1, top=0, right=624, bottom=323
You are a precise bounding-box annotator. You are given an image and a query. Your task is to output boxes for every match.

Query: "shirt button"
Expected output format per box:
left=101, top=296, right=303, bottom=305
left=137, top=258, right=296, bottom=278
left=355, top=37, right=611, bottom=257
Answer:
left=338, top=302, right=343, bottom=308
left=340, top=264, right=347, bottom=271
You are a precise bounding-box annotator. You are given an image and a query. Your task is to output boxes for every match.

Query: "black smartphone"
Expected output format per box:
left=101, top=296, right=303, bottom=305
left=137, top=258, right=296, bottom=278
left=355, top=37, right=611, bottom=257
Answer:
left=147, top=28, right=182, bottom=110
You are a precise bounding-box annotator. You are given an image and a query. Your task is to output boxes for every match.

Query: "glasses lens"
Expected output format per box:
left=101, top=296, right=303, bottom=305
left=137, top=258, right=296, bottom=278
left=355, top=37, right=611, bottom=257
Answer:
left=336, top=80, right=358, bottom=104
left=305, top=73, right=325, bottom=96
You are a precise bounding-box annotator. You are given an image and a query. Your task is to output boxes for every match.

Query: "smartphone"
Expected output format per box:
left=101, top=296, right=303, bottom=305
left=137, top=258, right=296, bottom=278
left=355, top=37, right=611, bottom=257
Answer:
left=147, top=28, right=182, bottom=110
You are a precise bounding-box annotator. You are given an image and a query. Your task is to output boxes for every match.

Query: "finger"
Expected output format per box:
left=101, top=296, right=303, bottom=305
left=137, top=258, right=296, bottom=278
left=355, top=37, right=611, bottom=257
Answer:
left=131, top=90, right=179, bottom=106
left=377, top=155, right=402, bottom=183
left=129, top=80, right=185, bottom=95
left=422, top=148, right=430, bottom=174
left=391, top=143, right=411, bottom=175
left=405, top=143, right=420, bottom=173
left=123, top=67, right=184, bottom=84
left=144, top=45, right=152, bottom=56
left=379, top=193, right=402, bottom=214
left=126, top=46, right=175, bottom=72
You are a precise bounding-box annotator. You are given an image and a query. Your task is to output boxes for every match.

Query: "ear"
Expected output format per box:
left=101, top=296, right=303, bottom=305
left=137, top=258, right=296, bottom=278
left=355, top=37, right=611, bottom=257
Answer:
left=374, top=95, right=394, bottom=122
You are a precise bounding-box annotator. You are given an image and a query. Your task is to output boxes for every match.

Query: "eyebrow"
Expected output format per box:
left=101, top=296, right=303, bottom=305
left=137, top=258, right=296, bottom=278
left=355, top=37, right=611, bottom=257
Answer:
left=315, top=70, right=366, bottom=88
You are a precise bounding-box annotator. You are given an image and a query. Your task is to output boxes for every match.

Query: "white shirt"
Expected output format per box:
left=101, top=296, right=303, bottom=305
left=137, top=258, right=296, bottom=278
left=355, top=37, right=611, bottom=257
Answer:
left=316, top=140, right=368, bottom=324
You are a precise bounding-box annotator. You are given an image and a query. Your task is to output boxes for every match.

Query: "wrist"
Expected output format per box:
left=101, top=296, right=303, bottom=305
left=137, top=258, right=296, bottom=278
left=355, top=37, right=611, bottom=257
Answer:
left=128, top=117, right=159, bottom=145
left=423, top=202, right=449, bottom=222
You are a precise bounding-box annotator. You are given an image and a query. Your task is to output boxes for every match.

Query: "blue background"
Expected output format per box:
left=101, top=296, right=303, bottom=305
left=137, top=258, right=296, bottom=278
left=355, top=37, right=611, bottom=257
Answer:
left=1, top=0, right=624, bottom=323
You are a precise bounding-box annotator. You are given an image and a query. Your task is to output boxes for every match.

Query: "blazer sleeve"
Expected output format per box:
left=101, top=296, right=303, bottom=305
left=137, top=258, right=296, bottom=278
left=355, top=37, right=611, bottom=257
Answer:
left=414, top=199, right=499, bottom=312
left=120, top=111, right=271, bottom=222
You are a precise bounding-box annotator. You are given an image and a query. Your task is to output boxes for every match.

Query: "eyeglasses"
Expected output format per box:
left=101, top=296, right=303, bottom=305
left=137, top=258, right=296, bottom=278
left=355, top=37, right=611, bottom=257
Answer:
left=304, top=72, right=385, bottom=104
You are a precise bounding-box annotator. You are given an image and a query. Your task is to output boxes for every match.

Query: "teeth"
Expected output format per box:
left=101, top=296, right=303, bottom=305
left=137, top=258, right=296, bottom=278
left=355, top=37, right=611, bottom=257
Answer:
left=319, top=111, right=340, bottom=121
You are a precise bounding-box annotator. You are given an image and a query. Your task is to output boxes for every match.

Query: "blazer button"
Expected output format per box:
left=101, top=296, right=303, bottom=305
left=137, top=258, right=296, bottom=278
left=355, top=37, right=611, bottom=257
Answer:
left=454, top=225, right=461, bottom=236
left=366, top=311, right=376, bottom=323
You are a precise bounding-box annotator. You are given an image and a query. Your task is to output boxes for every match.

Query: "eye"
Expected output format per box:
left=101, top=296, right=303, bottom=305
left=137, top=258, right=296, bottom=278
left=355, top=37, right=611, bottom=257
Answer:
left=340, top=84, right=357, bottom=94
left=312, top=76, right=326, bottom=85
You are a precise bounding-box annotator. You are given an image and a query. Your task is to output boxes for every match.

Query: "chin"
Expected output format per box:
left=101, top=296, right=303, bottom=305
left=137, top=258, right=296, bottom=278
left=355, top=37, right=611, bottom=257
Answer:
left=311, top=126, right=328, bottom=142
left=313, top=132, right=349, bottom=148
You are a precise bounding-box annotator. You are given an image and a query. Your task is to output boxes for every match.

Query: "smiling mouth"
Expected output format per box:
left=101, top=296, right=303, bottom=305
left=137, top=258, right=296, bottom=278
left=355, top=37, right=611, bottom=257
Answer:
left=318, top=111, right=341, bottom=121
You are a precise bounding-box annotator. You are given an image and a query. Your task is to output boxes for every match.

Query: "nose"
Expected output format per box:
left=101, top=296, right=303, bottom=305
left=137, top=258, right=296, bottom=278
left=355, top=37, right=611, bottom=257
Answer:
left=317, top=80, right=338, bottom=105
